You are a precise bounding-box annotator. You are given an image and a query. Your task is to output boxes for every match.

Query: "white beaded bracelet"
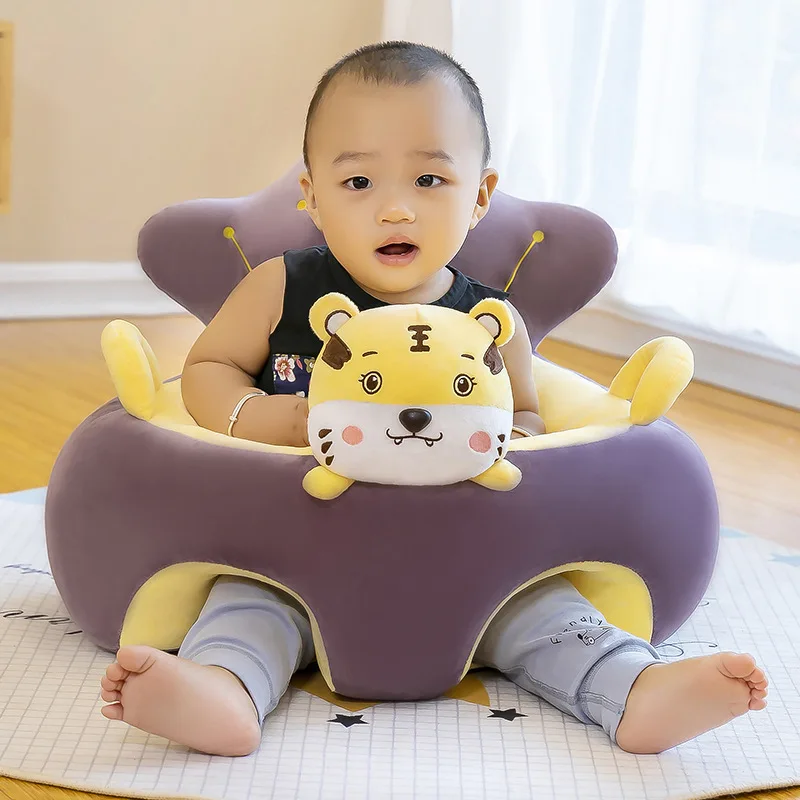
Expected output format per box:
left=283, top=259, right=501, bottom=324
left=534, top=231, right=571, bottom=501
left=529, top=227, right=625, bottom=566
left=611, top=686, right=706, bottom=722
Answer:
left=227, top=389, right=266, bottom=437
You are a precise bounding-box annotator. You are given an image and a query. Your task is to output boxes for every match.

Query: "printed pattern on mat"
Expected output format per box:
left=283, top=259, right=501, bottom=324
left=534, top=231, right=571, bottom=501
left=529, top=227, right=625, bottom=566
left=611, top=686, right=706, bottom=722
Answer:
left=0, top=494, right=798, bottom=800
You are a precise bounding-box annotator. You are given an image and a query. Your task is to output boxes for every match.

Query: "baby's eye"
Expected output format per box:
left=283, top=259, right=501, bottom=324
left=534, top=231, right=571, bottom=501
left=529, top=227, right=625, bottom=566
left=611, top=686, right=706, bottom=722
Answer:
left=344, top=176, right=372, bottom=191
left=416, top=174, right=444, bottom=188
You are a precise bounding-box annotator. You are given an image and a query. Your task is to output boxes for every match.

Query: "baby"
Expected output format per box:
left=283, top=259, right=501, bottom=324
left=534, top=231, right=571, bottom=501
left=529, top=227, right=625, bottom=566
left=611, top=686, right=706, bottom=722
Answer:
left=100, top=41, right=767, bottom=758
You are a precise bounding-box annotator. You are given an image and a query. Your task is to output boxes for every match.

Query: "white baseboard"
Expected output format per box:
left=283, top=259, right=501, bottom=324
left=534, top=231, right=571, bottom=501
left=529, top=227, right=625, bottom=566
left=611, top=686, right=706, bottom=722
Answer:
left=0, top=262, right=186, bottom=320
left=549, top=305, right=800, bottom=410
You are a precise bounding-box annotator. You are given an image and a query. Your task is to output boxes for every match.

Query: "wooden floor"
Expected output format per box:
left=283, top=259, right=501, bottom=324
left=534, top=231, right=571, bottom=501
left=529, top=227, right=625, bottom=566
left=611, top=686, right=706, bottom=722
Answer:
left=0, top=314, right=798, bottom=800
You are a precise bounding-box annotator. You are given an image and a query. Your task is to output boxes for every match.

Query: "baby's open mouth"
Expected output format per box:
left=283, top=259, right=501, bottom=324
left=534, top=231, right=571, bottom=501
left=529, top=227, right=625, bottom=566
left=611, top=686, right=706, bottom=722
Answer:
left=376, top=243, right=417, bottom=256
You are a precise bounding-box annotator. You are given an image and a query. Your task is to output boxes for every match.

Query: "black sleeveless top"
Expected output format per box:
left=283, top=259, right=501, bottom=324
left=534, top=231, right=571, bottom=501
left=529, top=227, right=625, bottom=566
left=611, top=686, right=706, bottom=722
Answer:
left=256, top=245, right=509, bottom=396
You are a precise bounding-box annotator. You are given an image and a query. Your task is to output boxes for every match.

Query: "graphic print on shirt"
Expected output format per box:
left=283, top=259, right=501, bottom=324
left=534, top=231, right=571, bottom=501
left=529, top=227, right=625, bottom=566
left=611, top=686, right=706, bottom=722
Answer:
left=272, top=354, right=316, bottom=397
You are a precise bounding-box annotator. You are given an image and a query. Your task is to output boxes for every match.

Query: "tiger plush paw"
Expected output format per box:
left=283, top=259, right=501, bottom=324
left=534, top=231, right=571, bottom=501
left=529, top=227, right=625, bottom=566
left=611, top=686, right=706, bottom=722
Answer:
left=302, top=466, right=355, bottom=501
left=470, top=459, right=522, bottom=492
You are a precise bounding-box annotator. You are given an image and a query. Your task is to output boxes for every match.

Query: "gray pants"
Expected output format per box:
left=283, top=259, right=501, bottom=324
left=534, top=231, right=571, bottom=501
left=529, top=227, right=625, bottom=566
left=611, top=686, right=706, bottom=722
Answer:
left=177, top=574, right=660, bottom=744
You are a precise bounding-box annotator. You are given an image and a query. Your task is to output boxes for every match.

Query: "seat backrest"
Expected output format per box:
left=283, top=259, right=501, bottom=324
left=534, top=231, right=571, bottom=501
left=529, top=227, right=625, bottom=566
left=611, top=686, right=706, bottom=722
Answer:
left=137, top=161, right=617, bottom=347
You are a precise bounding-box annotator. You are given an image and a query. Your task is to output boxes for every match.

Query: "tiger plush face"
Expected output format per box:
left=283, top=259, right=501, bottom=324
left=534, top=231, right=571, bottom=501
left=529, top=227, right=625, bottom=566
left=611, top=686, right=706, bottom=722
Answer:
left=307, top=292, right=516, bottom=487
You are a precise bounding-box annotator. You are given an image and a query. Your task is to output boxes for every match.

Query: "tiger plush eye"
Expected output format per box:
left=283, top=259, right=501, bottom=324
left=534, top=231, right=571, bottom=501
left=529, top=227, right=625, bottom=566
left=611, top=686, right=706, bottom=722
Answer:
left=360, top=371, right=383, bottom=395
left=453, top=374, right=476, bottom=397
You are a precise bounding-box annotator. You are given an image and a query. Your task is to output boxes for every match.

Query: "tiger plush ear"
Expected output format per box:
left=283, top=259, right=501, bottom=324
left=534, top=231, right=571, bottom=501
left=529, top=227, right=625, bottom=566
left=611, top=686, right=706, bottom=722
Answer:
left=468, top=298, right=515, bottom=348
left=309, top=293, right=361, bottom=343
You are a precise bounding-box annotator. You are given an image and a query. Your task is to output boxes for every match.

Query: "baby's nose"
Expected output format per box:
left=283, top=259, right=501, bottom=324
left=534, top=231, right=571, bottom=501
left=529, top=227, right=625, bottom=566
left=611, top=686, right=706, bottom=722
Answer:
left=378, top=201, right=415, bottom=224
left=399, top=408, right=431, bottom=434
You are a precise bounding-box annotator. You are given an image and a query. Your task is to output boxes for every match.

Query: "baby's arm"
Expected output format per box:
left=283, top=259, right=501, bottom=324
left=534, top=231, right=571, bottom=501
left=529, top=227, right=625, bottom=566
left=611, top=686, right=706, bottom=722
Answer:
left=181, top=257, right=310, bottom=447
left=500, top=301, right=546, bottom=436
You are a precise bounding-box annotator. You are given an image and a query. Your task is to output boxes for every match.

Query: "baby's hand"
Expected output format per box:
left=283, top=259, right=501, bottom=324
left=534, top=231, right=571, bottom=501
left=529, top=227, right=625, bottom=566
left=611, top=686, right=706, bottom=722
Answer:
left=232, top=393, right=310, bottom=448
left=295, top=397, right=311, bottom=446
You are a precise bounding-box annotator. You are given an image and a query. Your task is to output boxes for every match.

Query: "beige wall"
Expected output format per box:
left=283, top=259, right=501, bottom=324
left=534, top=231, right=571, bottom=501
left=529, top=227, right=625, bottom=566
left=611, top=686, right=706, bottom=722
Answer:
left=0, top=0, right=384, bottom=262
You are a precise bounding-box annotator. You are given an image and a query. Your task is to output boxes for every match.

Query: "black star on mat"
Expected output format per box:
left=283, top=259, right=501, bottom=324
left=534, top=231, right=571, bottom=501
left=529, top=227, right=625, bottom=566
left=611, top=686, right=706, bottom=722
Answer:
left=329, top=714, right=368, bottom=728
left=489, top=708, right=527, bottom=721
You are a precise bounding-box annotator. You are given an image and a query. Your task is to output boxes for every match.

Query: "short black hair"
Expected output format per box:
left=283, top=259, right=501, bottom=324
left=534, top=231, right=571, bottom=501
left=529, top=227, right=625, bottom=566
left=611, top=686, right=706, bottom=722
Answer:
left=303, top=40, right=491, bottom=169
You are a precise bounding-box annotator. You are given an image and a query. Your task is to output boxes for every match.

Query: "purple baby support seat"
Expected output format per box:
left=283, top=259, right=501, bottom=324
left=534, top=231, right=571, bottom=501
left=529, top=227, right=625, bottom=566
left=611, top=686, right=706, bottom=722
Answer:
left=44, top=162, right=719, bottom=701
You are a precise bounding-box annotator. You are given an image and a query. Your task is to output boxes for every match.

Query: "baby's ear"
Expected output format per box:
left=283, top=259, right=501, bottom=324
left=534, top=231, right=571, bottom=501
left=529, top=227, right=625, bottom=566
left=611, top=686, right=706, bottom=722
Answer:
left=468, top=298, right=515, bottom=348
left=309, top=293, right=361, bottom=342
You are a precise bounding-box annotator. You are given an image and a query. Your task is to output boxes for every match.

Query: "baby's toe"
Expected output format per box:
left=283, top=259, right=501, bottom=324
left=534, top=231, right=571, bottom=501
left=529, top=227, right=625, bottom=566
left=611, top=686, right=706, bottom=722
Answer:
left=719, top=652, right=756, bottom=678
left=100, top=687, right=121, bottom=703
left=101, top=675, right=122, bottom=692
left=101, top=703, right=124, bottom=721
left=748, top=670, right=768, bottom=691
left=751, top=688, right=768, bottom=701
left=743, top=662, right=767, bottom=687
left=749, top=696, right=767, bottom=711
left=105, top=661, right=128, bottom=682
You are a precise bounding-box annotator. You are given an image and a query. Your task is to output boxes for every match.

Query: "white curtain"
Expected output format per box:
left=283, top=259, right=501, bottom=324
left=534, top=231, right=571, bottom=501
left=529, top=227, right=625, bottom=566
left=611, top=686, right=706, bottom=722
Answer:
left=385, top=0, right=800, bottom=362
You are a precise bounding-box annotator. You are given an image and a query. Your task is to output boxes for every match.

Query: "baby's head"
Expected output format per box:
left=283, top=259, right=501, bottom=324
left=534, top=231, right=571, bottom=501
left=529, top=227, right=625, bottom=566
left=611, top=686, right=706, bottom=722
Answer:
left=299, top=41, right=498, bottom=296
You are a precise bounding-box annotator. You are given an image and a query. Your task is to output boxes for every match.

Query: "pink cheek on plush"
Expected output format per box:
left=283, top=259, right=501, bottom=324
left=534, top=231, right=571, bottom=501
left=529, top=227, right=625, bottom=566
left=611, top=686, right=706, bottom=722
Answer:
left=342, top=426, right=364, bottom=446
left=469, top=431, right=492, bottom=453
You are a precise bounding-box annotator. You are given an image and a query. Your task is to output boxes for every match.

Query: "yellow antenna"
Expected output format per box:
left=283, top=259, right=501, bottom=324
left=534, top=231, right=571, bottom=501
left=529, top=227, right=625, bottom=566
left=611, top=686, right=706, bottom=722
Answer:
left=223, top=226, right=254, bottom=273
left=504, top=230, right=544, bottom=292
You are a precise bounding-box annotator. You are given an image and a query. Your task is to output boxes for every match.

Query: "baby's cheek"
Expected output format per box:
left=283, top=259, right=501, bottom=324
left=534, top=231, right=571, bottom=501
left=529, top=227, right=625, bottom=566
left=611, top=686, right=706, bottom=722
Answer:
left=469, top=431, right=492, bottom=453
left=342, top=426, right=364, bottom=446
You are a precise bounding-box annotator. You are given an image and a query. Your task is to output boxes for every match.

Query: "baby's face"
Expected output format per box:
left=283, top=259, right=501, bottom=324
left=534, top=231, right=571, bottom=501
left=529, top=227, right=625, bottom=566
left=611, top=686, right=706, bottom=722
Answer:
left=301, top=76, right=497, bottom=296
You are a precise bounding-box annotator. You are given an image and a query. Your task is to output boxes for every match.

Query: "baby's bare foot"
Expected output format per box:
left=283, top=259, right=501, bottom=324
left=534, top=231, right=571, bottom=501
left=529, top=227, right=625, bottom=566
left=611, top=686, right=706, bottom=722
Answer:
left=616, top=652, right=768, bottom=754
left=100, top=645, right=261, bottom=756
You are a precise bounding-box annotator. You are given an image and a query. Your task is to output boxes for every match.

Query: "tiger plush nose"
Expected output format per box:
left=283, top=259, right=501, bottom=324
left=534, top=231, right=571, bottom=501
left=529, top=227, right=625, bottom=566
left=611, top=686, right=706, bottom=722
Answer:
left=399, top=408, right=432, bottom=434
